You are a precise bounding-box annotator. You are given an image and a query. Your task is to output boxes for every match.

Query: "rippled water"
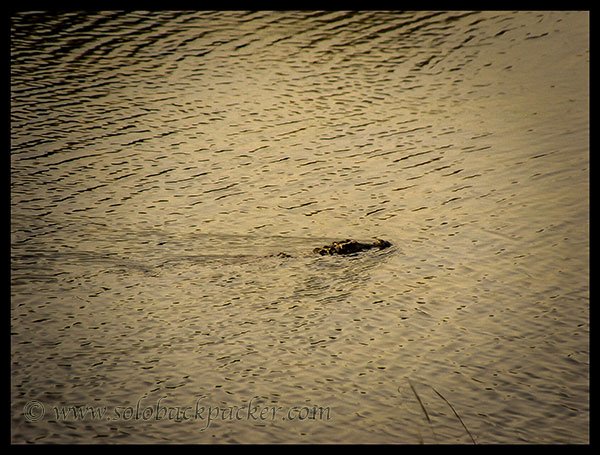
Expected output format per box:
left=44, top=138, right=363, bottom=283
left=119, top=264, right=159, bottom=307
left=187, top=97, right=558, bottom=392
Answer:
left=11, top=11, right=589, bottom=443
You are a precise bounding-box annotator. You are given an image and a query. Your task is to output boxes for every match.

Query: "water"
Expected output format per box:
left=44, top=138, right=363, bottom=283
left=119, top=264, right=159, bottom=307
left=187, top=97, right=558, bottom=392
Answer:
left=11, top=11, right=589, bottom=443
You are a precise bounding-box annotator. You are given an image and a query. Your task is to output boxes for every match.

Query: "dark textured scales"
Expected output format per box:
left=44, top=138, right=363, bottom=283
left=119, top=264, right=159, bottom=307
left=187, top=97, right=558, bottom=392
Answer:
left=313, top=239, right=392, bottom=256
left=271, top=239, right=391, bottom=258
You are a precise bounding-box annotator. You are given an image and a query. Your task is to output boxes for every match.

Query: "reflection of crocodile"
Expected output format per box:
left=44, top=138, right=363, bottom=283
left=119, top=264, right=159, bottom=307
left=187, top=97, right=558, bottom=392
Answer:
left=273, top=239, right=392, bottom=258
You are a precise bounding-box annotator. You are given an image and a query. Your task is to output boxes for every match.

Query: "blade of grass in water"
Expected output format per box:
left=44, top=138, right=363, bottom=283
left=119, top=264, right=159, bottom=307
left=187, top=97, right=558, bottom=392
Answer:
left=430, top=385, right=476, bottom=444
left=407, top=379, right=436, bottom=442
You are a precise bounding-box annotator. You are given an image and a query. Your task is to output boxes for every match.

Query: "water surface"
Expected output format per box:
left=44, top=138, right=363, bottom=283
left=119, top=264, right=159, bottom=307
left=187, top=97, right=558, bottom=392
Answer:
left=11, top=11, right=589, bottom=443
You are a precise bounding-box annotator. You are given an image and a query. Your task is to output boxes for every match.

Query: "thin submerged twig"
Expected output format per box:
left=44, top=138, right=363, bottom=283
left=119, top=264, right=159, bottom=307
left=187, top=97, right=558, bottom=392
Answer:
left=430, top=385, right=476, bottom=444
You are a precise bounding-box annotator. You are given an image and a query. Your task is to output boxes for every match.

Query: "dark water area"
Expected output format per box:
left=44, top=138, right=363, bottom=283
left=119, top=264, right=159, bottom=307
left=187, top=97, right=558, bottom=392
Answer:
left=11, top=11, right=588, bottom=443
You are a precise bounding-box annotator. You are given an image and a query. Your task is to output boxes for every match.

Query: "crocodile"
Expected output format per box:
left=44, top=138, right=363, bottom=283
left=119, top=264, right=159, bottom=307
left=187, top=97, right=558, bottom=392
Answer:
left=313, top=238, right=392, bottom=255
left=271, top=239, right=392, bottom=258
